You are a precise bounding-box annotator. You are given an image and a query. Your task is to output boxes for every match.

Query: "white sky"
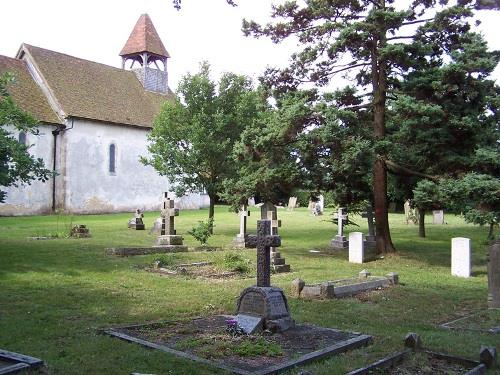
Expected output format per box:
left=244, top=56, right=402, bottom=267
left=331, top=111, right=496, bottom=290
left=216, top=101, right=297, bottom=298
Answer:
left=0, top=0, right=498, bottom=90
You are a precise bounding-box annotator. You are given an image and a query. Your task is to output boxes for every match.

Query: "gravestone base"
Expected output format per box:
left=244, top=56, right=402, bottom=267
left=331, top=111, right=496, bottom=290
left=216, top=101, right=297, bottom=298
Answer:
left=364, top=235, right=376, bottom=249
left=271, top=251, right=291, bottom=273
left=330, top=235, right=348, bottom=250
left=135, top=223, right=145, bottom=231
left=236, top=286, right=295, bottom=333
left=232, top=234, right=247, bottom=248
left=156, top=235, right=184, bottom=246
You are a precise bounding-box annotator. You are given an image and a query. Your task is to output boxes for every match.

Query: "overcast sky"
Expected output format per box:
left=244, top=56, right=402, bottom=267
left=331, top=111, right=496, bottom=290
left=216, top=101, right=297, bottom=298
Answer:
left=1, top=0, right=498, bottom=90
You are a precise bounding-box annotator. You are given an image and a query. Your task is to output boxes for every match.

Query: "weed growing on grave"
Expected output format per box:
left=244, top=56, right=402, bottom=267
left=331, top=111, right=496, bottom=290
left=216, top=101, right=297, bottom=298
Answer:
left=232, top=337, right=282, bottom=357
left=153, top=254, right=177, bottom=268
left=220, top=252, right=251, bottom=273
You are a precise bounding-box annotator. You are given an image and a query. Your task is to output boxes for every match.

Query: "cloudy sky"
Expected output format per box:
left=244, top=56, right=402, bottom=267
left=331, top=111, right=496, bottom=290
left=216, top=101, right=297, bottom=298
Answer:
left=1, top=0, right=498, bottom=90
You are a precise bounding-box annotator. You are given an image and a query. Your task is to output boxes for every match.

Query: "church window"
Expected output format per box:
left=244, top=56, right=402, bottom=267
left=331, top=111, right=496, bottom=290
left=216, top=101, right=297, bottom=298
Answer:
left=19, top=131, right=27, bottom=145
left=109, top=143, right=116, bottom=173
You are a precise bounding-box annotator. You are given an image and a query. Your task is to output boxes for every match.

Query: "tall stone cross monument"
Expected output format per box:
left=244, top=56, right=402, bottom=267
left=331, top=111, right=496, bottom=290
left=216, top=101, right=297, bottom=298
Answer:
left=331, top=207, right=349, bottom=250
left=260, top=202, right=290, bottom=273
left=234, top=204, right=251, bottom=248
left=236, top=219, right=295, bottom=333
left=362, top=204, right=376, bottom=248
left=155, top=193, right=187, bottom=251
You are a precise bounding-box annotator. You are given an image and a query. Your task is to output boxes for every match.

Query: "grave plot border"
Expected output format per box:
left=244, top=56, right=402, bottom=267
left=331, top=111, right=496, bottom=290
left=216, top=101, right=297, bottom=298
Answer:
left=0, top=349, right=44, bottom=374
left=439, top=310, right=500, bottom=334
left=345, top=334, right=490, bottom=375
left=103, top=319, right=372, bottom=375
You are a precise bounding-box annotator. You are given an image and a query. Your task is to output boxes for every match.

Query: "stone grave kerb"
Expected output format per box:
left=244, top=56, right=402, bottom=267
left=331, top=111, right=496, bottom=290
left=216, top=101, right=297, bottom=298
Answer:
left=246, top=220, right=281, bottom=287
left=161, top=193, right=179, bottom=236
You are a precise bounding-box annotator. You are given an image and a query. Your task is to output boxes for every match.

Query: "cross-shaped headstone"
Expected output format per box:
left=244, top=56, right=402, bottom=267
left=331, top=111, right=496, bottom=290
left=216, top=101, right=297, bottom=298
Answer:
left=246, top=220, right=281, bottom=287
left=261, top=202, right=281, bottom=252
left=238, top=204, right=251, bottom=237
left=334, top=207, right=348, bottom=237
left=361, top=205, right=375, bottom=237
left=160, top=193, right=179, bottom=235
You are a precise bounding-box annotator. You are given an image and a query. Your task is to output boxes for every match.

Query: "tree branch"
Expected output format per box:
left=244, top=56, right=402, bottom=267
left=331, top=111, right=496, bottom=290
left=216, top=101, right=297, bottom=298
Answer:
left=384, top=158, right=440, bottom=181
left=387, top=36, right=414, bottom=41
left=401, top=18, right=433, bottom=26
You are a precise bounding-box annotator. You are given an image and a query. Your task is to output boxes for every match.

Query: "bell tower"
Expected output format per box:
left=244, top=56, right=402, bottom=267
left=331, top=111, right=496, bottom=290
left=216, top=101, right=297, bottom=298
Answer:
left=120, top=14, right=170, bottom=94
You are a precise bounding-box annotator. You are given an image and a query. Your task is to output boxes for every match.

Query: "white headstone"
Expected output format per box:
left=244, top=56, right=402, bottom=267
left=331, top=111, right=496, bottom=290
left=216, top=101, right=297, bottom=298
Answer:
left=433, top=210, right=444, bottom=224
left=349, top=232, right=364, bottom=264
left=451, top=237, right=471, bottom=278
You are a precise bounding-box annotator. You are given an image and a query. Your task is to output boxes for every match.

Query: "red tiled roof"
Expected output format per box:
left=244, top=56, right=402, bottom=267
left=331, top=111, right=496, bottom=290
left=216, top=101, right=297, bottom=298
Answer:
left=22, top=44, right=172, bottom=128
left=0, top=55, right=62, bottom=125
left=120, top=14, right=170, bottom=58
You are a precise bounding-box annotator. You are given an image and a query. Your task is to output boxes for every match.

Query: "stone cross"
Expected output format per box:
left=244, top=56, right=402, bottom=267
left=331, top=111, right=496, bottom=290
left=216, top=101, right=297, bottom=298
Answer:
left=160, top=193, right=179, bottom=235
left=334, top=207, right=348, bottom=237
left=246, top=220, right=281, bottom=287
left=361, top=206, right=375, bottom=237
left=238, top=204, right=251, bottom=237
left=261, top=202, right=281, bottom=252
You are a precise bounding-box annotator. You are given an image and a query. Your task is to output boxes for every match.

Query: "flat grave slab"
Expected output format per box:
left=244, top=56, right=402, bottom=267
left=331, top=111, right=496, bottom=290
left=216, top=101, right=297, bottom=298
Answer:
left=439, top=309, right=500, bottom=334
left=0, top=349, right=43, bottom=374
left=292, top=272, right=398, bottom=299
left=106, top=246, right=188, bottom=256
left=104, top=315, right=372, bottom=375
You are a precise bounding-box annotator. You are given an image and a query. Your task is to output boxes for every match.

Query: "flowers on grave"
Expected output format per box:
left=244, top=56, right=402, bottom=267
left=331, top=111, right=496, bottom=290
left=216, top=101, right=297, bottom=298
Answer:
left=225, top=318, right=245, bottom=337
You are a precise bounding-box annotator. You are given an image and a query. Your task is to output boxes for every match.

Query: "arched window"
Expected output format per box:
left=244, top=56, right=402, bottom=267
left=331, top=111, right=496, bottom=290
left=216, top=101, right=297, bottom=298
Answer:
left=109, top=144, right=116, bottom=173
left=18, top=131, right=26, bottom=145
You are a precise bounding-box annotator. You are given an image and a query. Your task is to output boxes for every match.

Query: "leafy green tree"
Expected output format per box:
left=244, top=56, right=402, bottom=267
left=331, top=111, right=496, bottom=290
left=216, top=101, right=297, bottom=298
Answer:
left=0, top=73, right=51, bottom=202
left=441, top=174, right=499, bottom=239
left=142, top=63, right=260, bottom=227
left=412, top=180, right=443, bottom=237
left=242, top=0, right=497, bottom=253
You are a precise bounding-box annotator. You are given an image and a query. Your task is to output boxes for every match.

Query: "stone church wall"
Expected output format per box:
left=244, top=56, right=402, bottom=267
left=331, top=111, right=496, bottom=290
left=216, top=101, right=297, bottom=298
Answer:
left=0, top=124, right=56, bottom=216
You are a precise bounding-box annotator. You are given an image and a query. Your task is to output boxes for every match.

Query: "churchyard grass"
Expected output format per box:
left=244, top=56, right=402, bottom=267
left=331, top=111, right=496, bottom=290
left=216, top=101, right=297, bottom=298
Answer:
left=0, top=207, right=497, bottom=374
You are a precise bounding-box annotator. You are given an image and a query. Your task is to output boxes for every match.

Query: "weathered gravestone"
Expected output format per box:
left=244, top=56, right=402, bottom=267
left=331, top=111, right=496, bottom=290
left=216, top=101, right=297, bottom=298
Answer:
left=233, top=204, right=250, bottom=248
left=235, top=219, right=295, bottom=333
left=404, top=200, right=418, bottom=225
left=70, top=224, right=91, bottom=238
left=433, top=210, right=445, bottom=224
left=349, top=232, right=365, bottom=264
left=261, top=202, right=290, bottom=273
left=155, top=193, right=187, bottom=251
left=330, top=207, right=349, bottom=250
left=488, top=240, right=500, bottom=308
left=128, top=209, right=145, bottom=230
left=451, top=237, right=471, bottom=278
left=287, top=196, right=298, bottom=211
left=362, top=205, right=376, bottom=248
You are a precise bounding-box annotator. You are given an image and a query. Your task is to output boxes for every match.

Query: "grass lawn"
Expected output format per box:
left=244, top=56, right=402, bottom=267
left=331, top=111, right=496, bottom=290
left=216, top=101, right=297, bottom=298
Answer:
left=0, top=206, right=498, bottom=374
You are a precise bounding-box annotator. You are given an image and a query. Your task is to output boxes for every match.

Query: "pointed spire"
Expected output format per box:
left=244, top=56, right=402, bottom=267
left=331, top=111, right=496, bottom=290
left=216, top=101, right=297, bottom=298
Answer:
left=120, top=14, right=170, bottom=58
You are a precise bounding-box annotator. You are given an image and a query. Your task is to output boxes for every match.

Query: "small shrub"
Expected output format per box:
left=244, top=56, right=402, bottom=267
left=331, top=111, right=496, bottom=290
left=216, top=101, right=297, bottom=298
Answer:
left=153, top=254, right=176, bottom=268
left=188, top=218, right=214, bottom=245
left=222, top=252, right=250, bottom=273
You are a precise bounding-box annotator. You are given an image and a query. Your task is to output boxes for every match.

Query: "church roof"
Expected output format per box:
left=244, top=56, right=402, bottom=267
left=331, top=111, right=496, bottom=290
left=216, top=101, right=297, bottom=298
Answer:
left=18, top=44, right=171, bottom=128
left=0, top=55, right=63, bottom=125
left=120, top=14, right=170, bottom=58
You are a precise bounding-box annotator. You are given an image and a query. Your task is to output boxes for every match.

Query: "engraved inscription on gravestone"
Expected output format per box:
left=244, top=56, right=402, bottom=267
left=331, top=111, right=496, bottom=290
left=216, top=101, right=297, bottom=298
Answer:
left=239, top=292, right=266, bottom=316
left=267, top=293, right=288, bottom=317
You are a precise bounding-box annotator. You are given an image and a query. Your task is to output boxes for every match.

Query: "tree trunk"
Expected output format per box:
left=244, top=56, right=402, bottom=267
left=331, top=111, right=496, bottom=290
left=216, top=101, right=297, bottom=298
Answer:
left=208, top=194, right=215, bottom=234
left=488, top=222, right=494, bottom=240
left=418, top=209, right=426, bottom=238
left=371, top=2, right=396, bottom=254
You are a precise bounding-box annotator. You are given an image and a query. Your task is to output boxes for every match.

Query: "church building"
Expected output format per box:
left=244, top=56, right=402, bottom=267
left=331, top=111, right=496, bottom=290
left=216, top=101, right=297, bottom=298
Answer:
left=0, top=14, right=208, bottom=215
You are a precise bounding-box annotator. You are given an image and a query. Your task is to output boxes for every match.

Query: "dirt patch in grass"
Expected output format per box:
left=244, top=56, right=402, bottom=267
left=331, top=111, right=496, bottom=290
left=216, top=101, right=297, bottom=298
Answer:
left=116, top=315, right=362, bottom=373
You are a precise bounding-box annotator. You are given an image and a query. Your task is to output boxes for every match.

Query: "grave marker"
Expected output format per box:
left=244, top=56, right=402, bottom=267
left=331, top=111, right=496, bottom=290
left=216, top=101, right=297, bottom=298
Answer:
left=236, top=219, right=294, bottom=332
left=451, top=237, right=471, bottom=278
left=362, top=205, right=376, bottom=248
left=260, top=202, right=290, bottom=273
left=433, top=210, right=445, bottom=224
left=349, top=232, right=365, bottom=263
left=331, top=207, right=349, bottom=250
left=287, top=196, right=297, bottom=211
left=233, top=204, right=250, bottom=248
left=155, top=192, right=187, bottom=250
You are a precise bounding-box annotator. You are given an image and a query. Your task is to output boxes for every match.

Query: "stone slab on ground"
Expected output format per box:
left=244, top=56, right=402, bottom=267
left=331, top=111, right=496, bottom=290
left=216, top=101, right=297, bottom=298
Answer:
left=104, top=315, right=372, bottom=375
left=0, top=349, right=44, bottom=374
left=439, top=309, right=500, bottom=334
left=292, top=273, right=398, bottom=299
left=105, top=246, right=188, bottom=256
